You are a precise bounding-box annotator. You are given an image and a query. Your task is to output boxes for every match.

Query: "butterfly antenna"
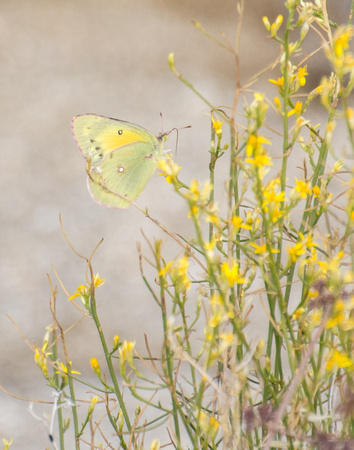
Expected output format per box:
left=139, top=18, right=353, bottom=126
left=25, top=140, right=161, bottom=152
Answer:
left=165, top=125, right=191, bottom=155
left=158, top=113, right=191, bottom=154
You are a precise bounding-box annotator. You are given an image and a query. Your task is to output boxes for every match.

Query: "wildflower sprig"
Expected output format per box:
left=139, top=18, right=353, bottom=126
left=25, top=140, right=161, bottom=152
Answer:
left=23, top=2, right=354, bottom=448
left=69, top=273, right=105, bottom=314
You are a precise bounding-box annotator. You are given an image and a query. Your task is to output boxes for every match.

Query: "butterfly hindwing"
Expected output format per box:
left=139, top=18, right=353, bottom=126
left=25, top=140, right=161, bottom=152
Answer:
left=88, top=141, right=158, bottom=209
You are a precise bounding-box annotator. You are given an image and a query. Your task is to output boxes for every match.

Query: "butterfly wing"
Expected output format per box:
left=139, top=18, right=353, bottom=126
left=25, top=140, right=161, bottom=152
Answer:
left=72, top=114, right=162, bottom=209
left=88, top=141, right=158, bottom=208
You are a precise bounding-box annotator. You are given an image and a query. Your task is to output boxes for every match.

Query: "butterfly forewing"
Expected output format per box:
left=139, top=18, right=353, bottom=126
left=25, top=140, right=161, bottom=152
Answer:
left=72, top=114, right=158, bottom=156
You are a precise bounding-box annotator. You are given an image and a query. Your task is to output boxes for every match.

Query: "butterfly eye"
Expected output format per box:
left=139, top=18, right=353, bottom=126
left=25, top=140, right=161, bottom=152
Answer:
left=117, top=164, right=125, bottom=173
left=118, top=129, right=123, bottom=135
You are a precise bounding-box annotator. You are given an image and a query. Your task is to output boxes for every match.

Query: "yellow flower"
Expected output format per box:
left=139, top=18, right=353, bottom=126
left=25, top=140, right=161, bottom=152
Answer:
left=158, top=260, right=173, bottom=277
left=262, top=16, right=271, bottom=31
left=246, top=134, right=271, bottom=157
left=333, top=159, right=343, bottom=172
left=190, top=179, right=200, bottom=198
left=118, top=408, right=124, bottom=432
left=199, top=411, right=219, bottom=440
left=2, top=438, right=13, bottom=450
left=311, top=309, right=322, bottom=326
left=157, top=156, right=181, bottom=183
left=220, top=332, right=234, bottom=347
left=188, top=204, right=200, bottom=218
left=93, top=274, right=105, bottom=288
left=325, top=27, right=354, bottom=78
left=297, top=66, right=308, bottom=87
left=88, top=396, right=98, bottom=415
left=160, top=256, right=191, bottom=293
left=292, top=307, right=305, bottom=321
left=247, top=153, right=273, bottom=169
left=294, top=177, right=311, bottom=199
left=212, top=116, right=223, bottom=136
left=231, top=215, right=243, bottom=231
left=34, top=346, right=51, bottom=379
left=254, top=92, right=265, bottom=102
left=326, top=349, right=353, bottom=371
left=274, top=96, right=282, bottom=112
left=245, top=209, right=261, bottom=233
left=287, top=233, right=314, bottom=262
left=221, top=261, right=246, bottom=286
left=269, top=77, right=284, bottom=87
left=287, top=101, right=302, bottom=117
left=69, top=274, right=105, bottom=301
left=312, top=185, right=321, bottom=197
left=270, top=207, right=282, bottom=223
left=204, top=326, right=214, bottom=341
left=210, top=292, right=222, bottom=306
left=269, top=77, right=284, bottom=92
left=250, top=242, right=279, bottom=255
left=326, top=310, right=346, bottom=329
left=205, top=211, right=221, bottom=229
left=113, top=334, right=120, bottom=351
left=250, top=243, right=266, bottom=254
left=208, top=310, right=223, bottom=328
left=347, top=108, right=354, bottom=129
left=69, top=284, right=87, bottom=300
left=204, top=238, right=216, bottom=260
left=274, top=15, right=283, bottom=29
left=174, top=256, right=191, bottom=292
left=119, top=341, right=136, bottom=367
left=334, top=28, right=352, bottom=57
left=90, top=357, right=101, bottom=377
left=150, top=439, right=160, bottom=450
left=58, top=362, right=81, bottom=375
left=263, top=180, right=285, bottom=205
left=317, top=250, right=345, bottom=276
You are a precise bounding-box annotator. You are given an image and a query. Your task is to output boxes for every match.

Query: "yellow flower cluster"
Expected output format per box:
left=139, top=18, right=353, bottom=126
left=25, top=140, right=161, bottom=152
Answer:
left=69, top=274, right=105, bottom=310
left=269, top=65, right=308, bottom=97
left=159, top=255, right=191, bottom=293
left=326, top=26, right=354, bottom=79
left=263, top=15, right=283, bottom=37
left=184, top=179, right=215, bottom=221
left=119, top=340, right=136, bottom=373
left=287, top=233, right=315, bottom=262
left=262, top=177, right=286, bottom=223
left=326, top=299, right=354, bottom=330
left=198, top=411, right=220, bottom=441
left=157, top=156, right=181, bottom=184
left=245, top=134, right=273, bottom=174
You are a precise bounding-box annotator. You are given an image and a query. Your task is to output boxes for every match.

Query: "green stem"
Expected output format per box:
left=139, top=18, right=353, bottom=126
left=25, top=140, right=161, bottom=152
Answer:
left=90, top=293, right=130, bottom=449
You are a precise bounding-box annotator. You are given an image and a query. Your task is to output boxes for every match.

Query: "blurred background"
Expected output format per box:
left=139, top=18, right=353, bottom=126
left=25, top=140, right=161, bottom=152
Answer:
left=0, top=0, right=350, bottom=447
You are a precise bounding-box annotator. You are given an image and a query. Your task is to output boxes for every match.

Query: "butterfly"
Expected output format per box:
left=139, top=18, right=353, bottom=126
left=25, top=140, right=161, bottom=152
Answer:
left=72, top=114, right=166, bottom=209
